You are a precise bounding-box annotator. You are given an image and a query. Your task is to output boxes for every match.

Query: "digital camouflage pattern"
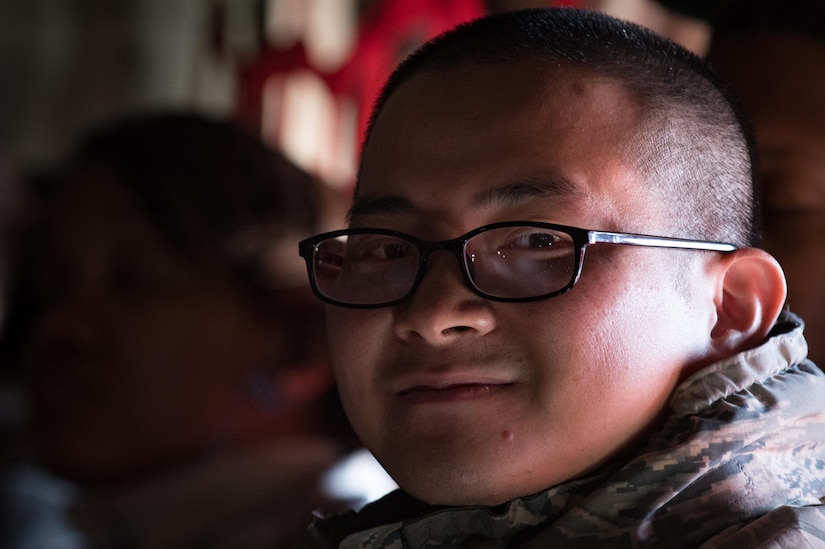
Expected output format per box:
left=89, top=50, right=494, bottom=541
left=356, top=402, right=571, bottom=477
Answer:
left=310, top=312, right=825, bottom=548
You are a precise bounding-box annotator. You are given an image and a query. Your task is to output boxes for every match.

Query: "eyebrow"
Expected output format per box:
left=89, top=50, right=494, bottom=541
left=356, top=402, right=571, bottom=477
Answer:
left=475, top=176, right=582, bottom=208
left=347, top=175, right=582, bottom=222
left=347, top=194, right=415, bottom=222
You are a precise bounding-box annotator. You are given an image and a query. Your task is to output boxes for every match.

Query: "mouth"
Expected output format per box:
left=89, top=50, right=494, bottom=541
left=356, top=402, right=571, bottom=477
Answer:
left=396, top=378, right=514, bottom=404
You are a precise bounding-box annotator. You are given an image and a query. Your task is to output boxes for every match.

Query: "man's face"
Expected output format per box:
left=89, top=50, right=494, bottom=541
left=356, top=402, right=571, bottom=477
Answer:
left=709, top=31, right=825, bottom=365
left=25, top=169, right=299, bottom=482
left=328, top=62, right=716, bottom=506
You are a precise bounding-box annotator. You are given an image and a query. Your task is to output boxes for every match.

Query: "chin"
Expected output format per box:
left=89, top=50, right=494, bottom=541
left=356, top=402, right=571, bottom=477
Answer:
left=400, top=466, right=523, bottom=507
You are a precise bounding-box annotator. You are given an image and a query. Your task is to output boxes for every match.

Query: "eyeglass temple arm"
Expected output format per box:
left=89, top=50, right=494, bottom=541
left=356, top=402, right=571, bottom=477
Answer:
left=588, top=231, right=737, bottom=252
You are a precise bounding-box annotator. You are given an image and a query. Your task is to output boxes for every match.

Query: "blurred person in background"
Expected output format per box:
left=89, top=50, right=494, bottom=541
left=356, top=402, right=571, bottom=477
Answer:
left=0, top=154, right=29, bottom=465
left=0, top=112, right=375, bottom=548
left=657, top=0, right=825, bottom=364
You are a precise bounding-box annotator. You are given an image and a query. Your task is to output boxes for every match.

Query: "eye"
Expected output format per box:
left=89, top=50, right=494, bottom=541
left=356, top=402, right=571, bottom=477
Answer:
left=487, top=228, right=573, bottom=266
left=496, top=229, right=565, bottom=254
left=510, top=231, right=561, bottom=249
left=467, top=226, right=577, bottom=298
left=347, top=235, right=417, bottom=262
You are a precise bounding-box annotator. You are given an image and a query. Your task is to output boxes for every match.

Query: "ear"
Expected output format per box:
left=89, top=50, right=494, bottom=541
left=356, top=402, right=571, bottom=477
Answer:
left=710, top=248, right=787, bottom=354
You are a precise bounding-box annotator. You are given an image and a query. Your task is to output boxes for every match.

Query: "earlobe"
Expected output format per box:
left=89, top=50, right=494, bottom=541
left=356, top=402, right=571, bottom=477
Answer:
left=710, top=248, right=787, bottom=354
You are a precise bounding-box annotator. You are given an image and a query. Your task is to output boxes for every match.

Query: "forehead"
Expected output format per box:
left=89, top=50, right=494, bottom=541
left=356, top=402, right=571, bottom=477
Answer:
left=356, top=61, right=656, bottom=232
left=50, top=167, right=148, bottom=235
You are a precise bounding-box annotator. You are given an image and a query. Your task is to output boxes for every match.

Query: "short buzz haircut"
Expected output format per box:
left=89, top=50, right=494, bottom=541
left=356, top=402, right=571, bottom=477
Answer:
left=359, top=7, right=761, bottom=247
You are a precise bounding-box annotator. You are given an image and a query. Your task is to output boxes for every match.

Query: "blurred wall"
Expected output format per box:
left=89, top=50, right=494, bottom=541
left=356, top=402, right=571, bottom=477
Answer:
left=0, top=0, right=235, bottom=171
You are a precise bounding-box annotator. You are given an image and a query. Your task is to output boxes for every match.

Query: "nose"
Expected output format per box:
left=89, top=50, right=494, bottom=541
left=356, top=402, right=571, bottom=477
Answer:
left=393, top=251, right=496, bottom=344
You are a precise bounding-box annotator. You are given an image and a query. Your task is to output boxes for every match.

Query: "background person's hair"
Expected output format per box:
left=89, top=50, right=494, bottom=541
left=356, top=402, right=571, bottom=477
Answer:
left=359, top=7, right=760, bottom=247
left=69, top=112, right=320, bottom=304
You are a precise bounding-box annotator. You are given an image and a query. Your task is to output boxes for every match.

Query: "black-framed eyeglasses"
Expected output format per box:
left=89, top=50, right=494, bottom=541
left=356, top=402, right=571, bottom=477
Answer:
left=298, top=221, right=736, bottom=308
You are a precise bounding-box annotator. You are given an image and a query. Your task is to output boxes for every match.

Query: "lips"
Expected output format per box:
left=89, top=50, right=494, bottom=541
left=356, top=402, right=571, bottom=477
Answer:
left=394, top=374, right=514, bottom=404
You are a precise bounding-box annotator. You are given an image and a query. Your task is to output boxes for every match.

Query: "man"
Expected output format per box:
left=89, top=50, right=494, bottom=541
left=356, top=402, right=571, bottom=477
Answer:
left=703, top=0, right=825, bottom=366
left=0, top=114, right=352, bottom=549
left=300, top=8, right=825, bottom=548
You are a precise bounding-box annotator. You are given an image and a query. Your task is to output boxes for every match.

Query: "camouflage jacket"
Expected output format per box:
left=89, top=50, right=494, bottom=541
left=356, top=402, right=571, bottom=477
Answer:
left=310, top=312, right=825, bottom=548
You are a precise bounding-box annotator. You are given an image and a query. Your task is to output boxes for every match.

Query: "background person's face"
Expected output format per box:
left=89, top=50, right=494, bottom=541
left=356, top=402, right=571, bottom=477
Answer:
left=327, top=62, right=717, bottom=506
left=709, top=31, right=825, bottom=365
left=25, top=169, right=289, bottom=482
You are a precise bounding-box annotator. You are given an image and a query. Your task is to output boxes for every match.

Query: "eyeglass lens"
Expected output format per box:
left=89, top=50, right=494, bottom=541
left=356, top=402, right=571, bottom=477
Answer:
left=309, top=225, right=578, bottom=306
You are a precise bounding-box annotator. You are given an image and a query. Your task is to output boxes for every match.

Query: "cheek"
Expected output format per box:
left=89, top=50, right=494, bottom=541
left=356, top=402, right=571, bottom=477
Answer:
left=121, top=312, right=230, bottom=378
left=526, top=286, right=688, bottom=427
left=326, top=307, right=392, bottom=432
left=326, top=306, right=390, bottom=369
left=114, top=302, right=275, bottom=416
left=524, top=267, right=699, bottom=389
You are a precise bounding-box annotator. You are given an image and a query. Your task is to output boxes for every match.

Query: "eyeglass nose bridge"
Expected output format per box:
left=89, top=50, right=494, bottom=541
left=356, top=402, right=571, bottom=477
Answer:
left=410, top=235, right=478, bottom=297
